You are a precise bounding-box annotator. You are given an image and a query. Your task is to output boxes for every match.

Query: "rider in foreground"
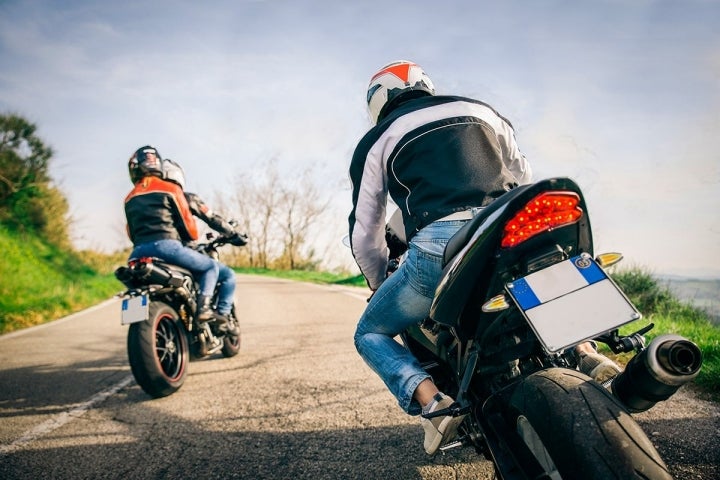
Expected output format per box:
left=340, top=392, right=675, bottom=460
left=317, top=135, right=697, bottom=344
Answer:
left=348, top=61, right=621, bottom=454
left=124, top=146, right=244, bottom=330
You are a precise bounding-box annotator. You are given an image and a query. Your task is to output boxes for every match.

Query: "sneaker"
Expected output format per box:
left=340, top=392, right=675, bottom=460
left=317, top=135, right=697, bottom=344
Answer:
left=578, top=351, right=622, bottom=384
left=420, top=393, right=466, bottom=455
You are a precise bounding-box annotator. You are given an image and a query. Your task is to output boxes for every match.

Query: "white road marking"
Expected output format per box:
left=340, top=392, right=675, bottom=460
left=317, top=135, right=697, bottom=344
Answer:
left=0, top=374, right=134, bottom=456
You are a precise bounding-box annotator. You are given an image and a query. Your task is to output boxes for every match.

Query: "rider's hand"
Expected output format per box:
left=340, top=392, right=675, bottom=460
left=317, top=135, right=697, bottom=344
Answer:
left=386, top=258, right=400, bottom=276
left=228, top=232, right=248, bottom=246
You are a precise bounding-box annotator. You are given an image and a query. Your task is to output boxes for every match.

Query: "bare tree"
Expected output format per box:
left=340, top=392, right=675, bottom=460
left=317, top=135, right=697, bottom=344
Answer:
left=222, top=160, right=331, bottom=270
left=275, top=169, right=329, bottom=270
left=226, top=161, right=283, bottom=268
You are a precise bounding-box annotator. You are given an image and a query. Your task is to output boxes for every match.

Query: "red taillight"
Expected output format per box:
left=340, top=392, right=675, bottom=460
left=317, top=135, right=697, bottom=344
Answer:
left=128, top=257, right=153, bottom=267
left=501, top=191, right=583, bottom=248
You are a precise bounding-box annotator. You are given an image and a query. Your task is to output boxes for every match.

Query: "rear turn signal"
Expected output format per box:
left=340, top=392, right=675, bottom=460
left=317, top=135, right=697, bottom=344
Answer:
left=501, top=192, right=583, bottom=248
left=596, top=252, right=624, bottom=268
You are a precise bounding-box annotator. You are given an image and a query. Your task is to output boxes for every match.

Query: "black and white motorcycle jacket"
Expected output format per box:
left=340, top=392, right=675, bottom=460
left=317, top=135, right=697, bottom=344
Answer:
left=348, top=94, right=532, bottom=290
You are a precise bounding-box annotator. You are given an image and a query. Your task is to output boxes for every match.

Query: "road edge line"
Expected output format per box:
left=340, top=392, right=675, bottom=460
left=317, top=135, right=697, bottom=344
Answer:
left=0, top=374, right=134, bottom=456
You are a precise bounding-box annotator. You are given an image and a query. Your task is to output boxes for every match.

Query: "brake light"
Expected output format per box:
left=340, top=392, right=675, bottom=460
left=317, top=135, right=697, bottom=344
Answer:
left=501, top=192, right=582, bottom=248
left=128, top=257, right=153, bottom=268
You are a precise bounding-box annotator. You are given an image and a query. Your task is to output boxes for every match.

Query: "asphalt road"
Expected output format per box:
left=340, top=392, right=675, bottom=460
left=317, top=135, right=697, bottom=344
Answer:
left=0, top=275, right=717, bottom=479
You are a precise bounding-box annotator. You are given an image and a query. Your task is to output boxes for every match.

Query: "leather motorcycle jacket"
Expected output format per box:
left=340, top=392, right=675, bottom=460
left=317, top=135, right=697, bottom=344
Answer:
left=185, top=192, right=236, bottom=237
left=124, top=175, right=199, bottom=245
left=348, top=94, right=532, bottom=290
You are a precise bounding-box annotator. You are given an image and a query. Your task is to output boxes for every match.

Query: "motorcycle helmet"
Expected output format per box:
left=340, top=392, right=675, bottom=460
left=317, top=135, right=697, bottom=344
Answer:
left=366, top=60, right=435, bottom=125
left=128, top=145, right=163, bottom=184
left=163, top=158, right=186, bottom=189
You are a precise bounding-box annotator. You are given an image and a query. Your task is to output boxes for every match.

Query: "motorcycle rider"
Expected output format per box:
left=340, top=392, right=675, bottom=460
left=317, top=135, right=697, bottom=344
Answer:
left=163, top=158, right=247, bottom=333
left=349, top=61, right=620, bottom=455
left=124, top=146, right=245, bottom=328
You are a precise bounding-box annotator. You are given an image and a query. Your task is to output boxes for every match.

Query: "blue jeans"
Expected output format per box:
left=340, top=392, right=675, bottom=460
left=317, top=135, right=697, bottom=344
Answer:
left=216, top=262, right=237, bottom=315
left=354, top=219, right=470, bottom=415
left=130, top=239, right=219, bottom=297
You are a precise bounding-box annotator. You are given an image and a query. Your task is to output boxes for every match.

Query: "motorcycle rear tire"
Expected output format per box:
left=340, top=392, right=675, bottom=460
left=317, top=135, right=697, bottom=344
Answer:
left=508, top=368, right=671, bottom=480
left=127, top=301, right=188, bottom=398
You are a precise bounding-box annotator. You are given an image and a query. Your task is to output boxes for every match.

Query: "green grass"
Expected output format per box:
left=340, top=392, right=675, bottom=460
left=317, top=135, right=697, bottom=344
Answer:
left=612, top=268, right=720, bottom=397
left=0, top=225, right=121, bottom=333
left=235, top=267, right=367, bottom=287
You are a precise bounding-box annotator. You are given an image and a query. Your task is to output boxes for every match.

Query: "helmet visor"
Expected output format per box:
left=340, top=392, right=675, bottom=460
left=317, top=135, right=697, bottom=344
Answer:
left=138, top=148, right=160, bottom=168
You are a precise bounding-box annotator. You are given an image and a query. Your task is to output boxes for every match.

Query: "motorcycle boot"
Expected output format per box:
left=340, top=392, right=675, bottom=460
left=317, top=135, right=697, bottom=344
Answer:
left=215, top=312, right=239, bottom=336
left=421, top=393, right=467, bottom=455
left=196, top=295, right=214, bottom=323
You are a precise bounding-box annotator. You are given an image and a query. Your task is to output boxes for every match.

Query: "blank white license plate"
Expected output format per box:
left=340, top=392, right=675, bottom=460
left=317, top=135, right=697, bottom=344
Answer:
left=505, top=255, right=640, bottom=352
left=121, top=295, right=149, bottom=325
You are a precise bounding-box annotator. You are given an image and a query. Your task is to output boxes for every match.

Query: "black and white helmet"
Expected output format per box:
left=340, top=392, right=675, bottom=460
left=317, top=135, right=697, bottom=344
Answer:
left=128, top=145, right=163, bottom=184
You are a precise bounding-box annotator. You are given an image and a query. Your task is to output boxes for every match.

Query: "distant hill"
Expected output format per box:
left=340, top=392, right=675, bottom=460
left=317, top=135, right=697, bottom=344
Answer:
left=659, top=276, right=720, bottom=325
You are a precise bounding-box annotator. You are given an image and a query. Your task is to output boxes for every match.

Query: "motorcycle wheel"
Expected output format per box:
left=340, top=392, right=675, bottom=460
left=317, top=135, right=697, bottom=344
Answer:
left=508, top=368, right=671, bottom=480
left=127, top=301, right=189, bottom=398
left=221, top=304, right=241, bottom=358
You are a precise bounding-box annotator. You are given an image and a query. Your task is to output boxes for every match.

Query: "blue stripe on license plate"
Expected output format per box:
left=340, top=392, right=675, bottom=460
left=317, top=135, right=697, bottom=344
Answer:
left=509, top=277, right=541, bottom=310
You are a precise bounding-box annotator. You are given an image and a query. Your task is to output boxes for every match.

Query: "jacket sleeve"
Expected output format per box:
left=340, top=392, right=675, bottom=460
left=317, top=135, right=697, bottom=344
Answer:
left=170, top=184, right=200, bottom=242
left=185, top=192, right=237, bottom=237
left=498, top=120, right=532, bottom=185
left=348, top=144, right=389, bottom=291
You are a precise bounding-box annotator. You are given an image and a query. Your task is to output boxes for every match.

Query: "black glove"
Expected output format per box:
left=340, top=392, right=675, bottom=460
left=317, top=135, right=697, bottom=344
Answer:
left=386, top=229, right=408, bottom=259
left=228, top=232, right=248, bottom=246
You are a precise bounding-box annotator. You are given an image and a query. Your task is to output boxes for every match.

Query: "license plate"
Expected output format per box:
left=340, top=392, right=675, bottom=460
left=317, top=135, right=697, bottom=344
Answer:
left=121, top=295, right=149, bottom=325
left=505, top=254, right=640, bottom=352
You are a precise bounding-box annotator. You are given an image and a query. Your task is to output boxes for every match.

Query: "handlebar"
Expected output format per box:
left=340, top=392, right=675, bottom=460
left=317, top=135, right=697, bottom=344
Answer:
left=193, top=232, right=248, bottom=254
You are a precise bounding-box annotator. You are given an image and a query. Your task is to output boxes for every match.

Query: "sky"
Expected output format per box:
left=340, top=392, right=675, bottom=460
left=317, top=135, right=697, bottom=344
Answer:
left=0, top=0, right=718, bottom=278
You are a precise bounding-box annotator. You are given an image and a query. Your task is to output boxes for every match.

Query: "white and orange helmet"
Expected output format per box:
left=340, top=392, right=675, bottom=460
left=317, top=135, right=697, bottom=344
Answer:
left=366, top=60, right=435, bottom=124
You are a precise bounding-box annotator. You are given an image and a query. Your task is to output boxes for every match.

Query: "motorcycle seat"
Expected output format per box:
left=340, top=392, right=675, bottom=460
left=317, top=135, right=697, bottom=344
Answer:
left=128, top=257, right=194, bottom=278
left=442, top=183, right=532, bottom=267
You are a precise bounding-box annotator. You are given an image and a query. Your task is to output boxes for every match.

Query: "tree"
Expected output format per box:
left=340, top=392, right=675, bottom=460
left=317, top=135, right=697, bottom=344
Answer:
left=0, top=112, right=71, bottom=248
left=223, top=160, right=330, bottom=270
left=275, top=169, right=328, bottom=270
left=228, top=164, right=283, bottom=269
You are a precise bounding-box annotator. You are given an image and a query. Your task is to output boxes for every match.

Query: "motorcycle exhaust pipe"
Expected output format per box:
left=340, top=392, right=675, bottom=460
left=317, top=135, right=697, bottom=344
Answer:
left=134, top=262, right=173, bottom=285
left=612, top=334, right=702, bottom=413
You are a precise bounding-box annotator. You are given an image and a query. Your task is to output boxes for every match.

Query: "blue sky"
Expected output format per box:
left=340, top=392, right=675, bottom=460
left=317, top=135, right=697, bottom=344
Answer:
left=1, top=0, right=718, bottom=277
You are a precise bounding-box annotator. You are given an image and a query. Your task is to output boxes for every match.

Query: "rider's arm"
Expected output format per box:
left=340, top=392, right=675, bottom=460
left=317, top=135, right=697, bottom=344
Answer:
left=349, top=145, right=389, bottom=291
left=185, top=192, right=237, bottom=237
left=497, top=120, right=532, bottom=185
left=168, top=183, right=200, bottom=242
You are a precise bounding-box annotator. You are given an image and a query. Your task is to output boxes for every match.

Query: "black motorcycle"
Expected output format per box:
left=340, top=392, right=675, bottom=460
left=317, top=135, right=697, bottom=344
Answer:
left=115, top=233, right=245, bottom=398
left=387, top=177, right=702, bottom=479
